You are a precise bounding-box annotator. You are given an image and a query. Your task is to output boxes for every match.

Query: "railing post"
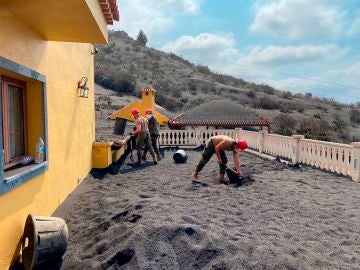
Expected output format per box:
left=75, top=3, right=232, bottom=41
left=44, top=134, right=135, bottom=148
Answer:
left=234, top=128, right=242, bottom=140
left=259, top=130, right=267, bottom=154
left=351, top=142, right=360, bottom=182
left=195, top=129, right=201, bottom=146
left=291, top=135, right=304, bottom=164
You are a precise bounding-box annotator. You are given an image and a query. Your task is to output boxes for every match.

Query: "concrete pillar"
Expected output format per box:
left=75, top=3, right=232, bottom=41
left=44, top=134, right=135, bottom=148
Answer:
left=351, top=142, right=360, bottom=182
left=234, top=128, right=242, bottom=140
left=291, top=135, right=304, bottom=164
left=259, top=130, right=267, bottom=154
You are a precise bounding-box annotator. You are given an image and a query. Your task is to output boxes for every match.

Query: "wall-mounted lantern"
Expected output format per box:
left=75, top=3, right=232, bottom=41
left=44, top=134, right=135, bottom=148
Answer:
left=78, top=77, right=89, bottom=98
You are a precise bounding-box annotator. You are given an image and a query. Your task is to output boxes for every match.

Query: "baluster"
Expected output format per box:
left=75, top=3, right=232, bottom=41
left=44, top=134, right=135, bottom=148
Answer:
left=348, top=150, right=352, bottom=176
left=324, top=146, right=329, bottom=170
left=341, top=148, right=346, bottom=175
left=335, top=148, right=341, bottom=173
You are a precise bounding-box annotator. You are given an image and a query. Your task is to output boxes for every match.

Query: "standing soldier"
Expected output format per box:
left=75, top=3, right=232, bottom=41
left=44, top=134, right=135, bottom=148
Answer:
left=131, top=108, right=158, bottom=165
left=142, top=109, right=161, bottom=161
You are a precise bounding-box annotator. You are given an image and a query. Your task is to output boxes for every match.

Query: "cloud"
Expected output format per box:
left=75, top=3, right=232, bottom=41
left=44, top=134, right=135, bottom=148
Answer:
left=349, top=11, right=360, bottom=36
left=111, top=0, right=202, bottom=38
left=162, top=33, right=347, bottom=68
left=238, top=44, right=348, bottom=67
left=161, top=32, right=356, bottom=102
left=161, top=32, right=240, bottom=67
left=250, top=0, right=346, bottom=40
left=261, top=61, right=360, bottom=103
left=161, top=32, right=350, bottom=83
left=322, top=61, right=360, bottom=89
left=177, top=0, right=202, bottom=14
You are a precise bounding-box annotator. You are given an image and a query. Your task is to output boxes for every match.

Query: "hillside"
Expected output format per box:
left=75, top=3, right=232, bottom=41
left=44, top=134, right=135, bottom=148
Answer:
left=94, top=31, right=360, bottom=143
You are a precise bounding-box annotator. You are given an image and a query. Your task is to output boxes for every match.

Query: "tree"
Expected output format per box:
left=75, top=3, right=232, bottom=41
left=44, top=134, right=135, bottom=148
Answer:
left=136, top=30, right=148, bottom=46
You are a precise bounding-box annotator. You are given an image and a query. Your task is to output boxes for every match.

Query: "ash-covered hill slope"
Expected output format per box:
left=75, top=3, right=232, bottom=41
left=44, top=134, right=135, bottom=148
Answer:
left=94, top=31, right=360, bottom=143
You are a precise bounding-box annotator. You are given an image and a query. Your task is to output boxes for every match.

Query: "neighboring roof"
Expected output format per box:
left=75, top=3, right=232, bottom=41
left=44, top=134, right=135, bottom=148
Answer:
left=168, top=99, right=271, bottom=127
left=99, top=0, right=120, bottom=25
left=155, top=104, right=175, bottom=120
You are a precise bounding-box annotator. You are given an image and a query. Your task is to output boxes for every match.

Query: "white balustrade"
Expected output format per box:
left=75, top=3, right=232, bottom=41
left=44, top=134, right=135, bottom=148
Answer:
left=159, top=129, right=235, bottom=146
left=160, top=128, right=360, bottom=182
left=235, top=129, right=261, bottom=151
left=263, top=133, right=293, bottom=160
left=299, top=139, right=353, bottom=176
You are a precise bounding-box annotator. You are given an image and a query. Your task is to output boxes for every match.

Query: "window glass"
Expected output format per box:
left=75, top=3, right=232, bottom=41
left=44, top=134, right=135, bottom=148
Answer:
left=8, top=85, right=25, bottom=159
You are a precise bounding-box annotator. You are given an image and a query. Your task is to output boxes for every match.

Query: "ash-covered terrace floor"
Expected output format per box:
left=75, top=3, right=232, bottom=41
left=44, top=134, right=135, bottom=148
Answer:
left=55, top=150, right=360, bottom=270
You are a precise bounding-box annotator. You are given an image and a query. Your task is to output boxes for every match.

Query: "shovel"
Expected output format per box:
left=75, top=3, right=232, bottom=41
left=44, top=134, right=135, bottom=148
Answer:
left=220, top=163, right=244, bottom=185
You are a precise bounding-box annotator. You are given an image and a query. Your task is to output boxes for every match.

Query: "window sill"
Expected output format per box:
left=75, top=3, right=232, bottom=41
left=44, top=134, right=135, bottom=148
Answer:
left=1, top=161, right=48, bottom=195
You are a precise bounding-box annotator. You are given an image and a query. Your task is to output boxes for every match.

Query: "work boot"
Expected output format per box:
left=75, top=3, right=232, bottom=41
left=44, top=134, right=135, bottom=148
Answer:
left=218, top=174, right=228, bottom=184
left=152, top=155, right=158, bottom=165
left=192, top=172, right=198, bottom=182
left=156, top=154, right=162, bottom=161
left=136, top=154, right=142, bottom=166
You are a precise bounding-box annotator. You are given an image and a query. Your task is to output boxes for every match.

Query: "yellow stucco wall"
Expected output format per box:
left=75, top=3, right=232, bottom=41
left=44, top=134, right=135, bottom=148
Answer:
left=0, top=7, right=99, bottom=269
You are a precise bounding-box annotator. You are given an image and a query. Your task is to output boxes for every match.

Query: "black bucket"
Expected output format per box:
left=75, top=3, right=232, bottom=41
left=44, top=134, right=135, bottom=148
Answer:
left=173, top=149, right=188, bottom=163
left=22, top=215, right=68, bottom=270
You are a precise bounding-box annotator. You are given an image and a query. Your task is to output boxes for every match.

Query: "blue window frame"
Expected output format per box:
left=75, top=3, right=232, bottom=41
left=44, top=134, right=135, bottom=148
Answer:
left=0, top=56, right=48, bottom=195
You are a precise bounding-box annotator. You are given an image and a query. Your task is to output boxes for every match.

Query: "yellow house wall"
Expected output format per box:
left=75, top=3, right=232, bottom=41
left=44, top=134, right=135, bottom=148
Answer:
left=0, top=9, right=96, bottom=269
left=141, top=91, right=155, bottom=112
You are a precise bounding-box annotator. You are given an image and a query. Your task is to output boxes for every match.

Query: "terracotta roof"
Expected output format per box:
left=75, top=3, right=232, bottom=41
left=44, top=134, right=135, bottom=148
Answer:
left=168, top=99, right=271, bottom=128
left=99, top=0, right=120, bottom=25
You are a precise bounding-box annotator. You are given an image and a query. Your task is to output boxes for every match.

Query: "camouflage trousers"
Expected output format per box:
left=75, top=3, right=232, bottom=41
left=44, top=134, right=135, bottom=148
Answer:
left=136, top=132, right=155, bottom=159
left=195, top=139, right=228, bottom=175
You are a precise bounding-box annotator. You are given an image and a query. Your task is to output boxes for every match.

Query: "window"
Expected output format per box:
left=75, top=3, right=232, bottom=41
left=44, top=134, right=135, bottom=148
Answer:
left=1, top=76, right=27, bottom=169
left=0, top=56, right=48, bottom=195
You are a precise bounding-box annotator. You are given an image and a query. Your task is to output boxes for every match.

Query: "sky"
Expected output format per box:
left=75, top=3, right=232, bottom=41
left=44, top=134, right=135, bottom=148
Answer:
left=111, top=0, right=360, bottom=104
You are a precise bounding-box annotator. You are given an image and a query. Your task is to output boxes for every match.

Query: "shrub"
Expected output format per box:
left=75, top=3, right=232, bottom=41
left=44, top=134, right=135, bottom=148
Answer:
left=332, top=114, right=349, bottom=131
left=188, top=82, right=197, bottom=91
left=170, top=86, right=182, bottom=98
left=246, top=90, right=256, bottom=99
left=213, top=74, right=230, bottom=85
left=155, top=94, right=180, bottom=111
left=273, top=114, right=296, bottom=136
left=261, top=85, right=275, bottom=95
left=350, top=108, right=360, bottom=123
left=258, top=96, right=280, bottom=110
left=196, top=65, right=211, bottom=75
left=153, top=79, right=171, bottom=93
left=296, top=104, right=305, bottom=113
left=180, top=97, right=188, bottom=104
left=282, top=91, right=293, bottom=99
left=200, top=85, right=209, bottom=93
left=279, top=103, right=292, bottom=113
left=296, top=117, right=331, bottom=141
left=95, top=72, right=136, bottom=95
